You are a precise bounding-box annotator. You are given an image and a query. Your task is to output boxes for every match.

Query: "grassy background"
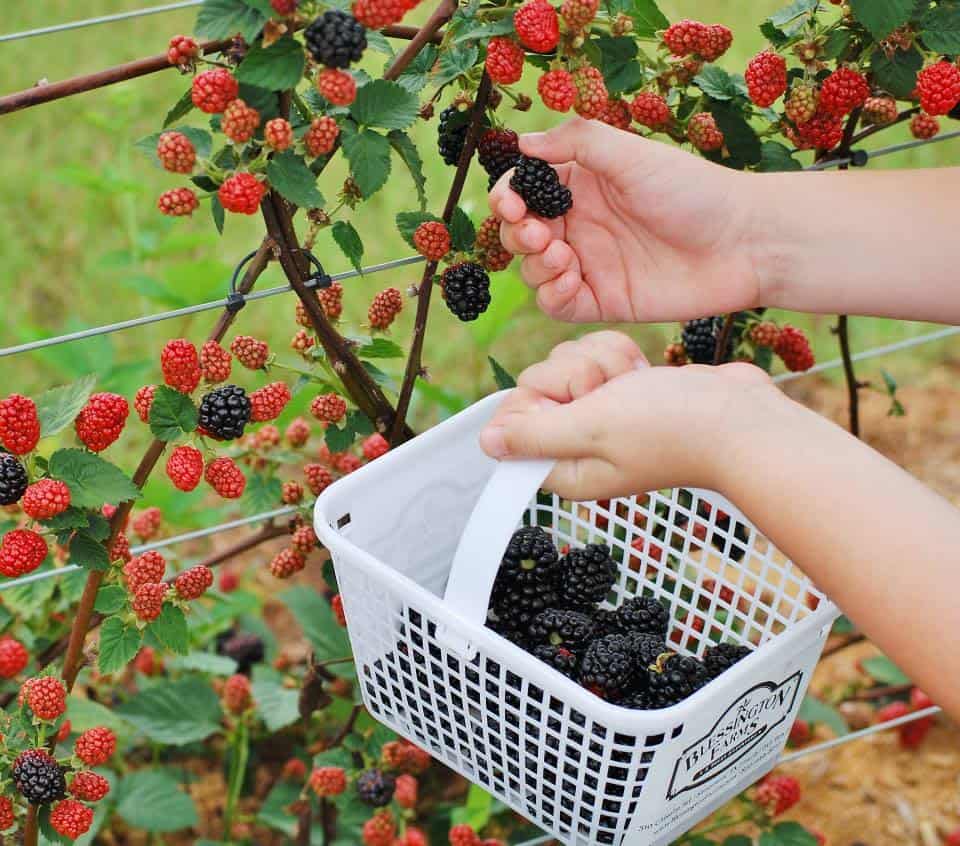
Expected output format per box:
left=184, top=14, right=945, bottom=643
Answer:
left=2, top=1, right=959, bottom=527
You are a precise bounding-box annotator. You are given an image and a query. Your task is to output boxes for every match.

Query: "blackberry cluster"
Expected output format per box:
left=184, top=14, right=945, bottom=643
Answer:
left=441, top=262, right=491, bottom=322
left=0, top=453, right=28, bottom=506
left=485, top=527, right=754, bottom=710
left=13, top=749, right=67, bottom=805
left=437, top=106, right=490, bottom=166
left=477, top=128, right=521, bottom=189
left=304, top=10, right=366, bottom=68
left=509, top=156, right=572, bottom=219
left=198, top=385, right=251, bottom=440
left=356, top=769, right=396, bottom=806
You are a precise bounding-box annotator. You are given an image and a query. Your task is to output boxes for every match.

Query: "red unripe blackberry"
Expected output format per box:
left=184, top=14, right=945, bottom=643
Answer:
left=331, top=593, right=346, bottom=626
left=230, top=335, right=269, bottom=370
left=572, top=65, right=608, bottom=119
left=785, top=83, right=818, bottom=125
left=774, top=325, right=814, bottom=372
left=305, top=115, right=341, bottom=157
left=132, top=506, right=162, bottom=541
left=403, top=828, right=429, bottom=846
left=1, top=529, right=48, bottom=577
left=109, top=531, right=132, bottom=564
left=861, top=95, right=898, bottom=127
left=754, top=774, right=801, bottom=816
left=362, top=433, right=389, bottom=460
left=291, top=525, right=318, bottom=555
left=311, top=766, right=348, bottom=796
left=449, top=824, right=481, bottom=846
left=687, top=112, right=724, bottom=151
left=282, top=480, right=304, bottom=504
left=368, top=287, right=404, bottom=329
left=413, top=222, right=451, bottom=261
left=200, top=340, right=232, bottom=384
left=629, top=91, right=670, bottom=128
left=318, top=282, right=344, bottom=319
left=250, top=382, right=292, bottom=422
left=22, top=479, right=71, bottom=520
left=157, top=187, right=198, bottom=216
left=538, top=68, right=576, bottom=112
left=441, top=262, right=492, bottom=322
left=948, top=830, right=960, bottom=846
left=335, top=453, right=362, bottom=474
left=910, top=112, right=940, bottom=139
left=485, top=37, right=525, bottom=84
left=157, top=131, right=196, bottom=174
left=134, top=645, right=162, bottom=675
left=317, top=68, right=357, bottom=106
left=132, top=582, right=168, bottom=621
left=291, top=329, right=314, bottom=355
left=514, top=0, right=559, bottom=53
left=561, top=0, right=598, bottom=29
left=205, top=457, right=246, bottom=498
left=223, top=673, right=253, bottom=713
left=75, top=727, right=116, bottom=766
left=162, top=338, right=202, bottom=393
left=600, top=98, right=632, bottom=130
left=123, top=550, right=167, bottom=592
left=304, top=463, right=333, bottom=495
left=394, top=773, right=418, bottom=808
left=476, top=215, right=512, bottom=272
left=285, top=416, right=311, bottom=447
left=270, top=547, right=306, bottom=578
left=916, top=61, right=960, bottom=116
left=25, top=675, right=67, bottom=721
left=191, top=68, right=239, bottom=114
left=311, top=393, right=348, bottom=423
left=662, top=19, right=708, bottom=57
left=0, top=393, right=41, bottom=455
left=219, top=173, right=266, bottom=215
left=0, top=636, right=29, bottom=678
left=910, top=687, right=934, bottom=710
left=745, top=51, right=787, bottom=108
left=264, top=117, right=294, bottom=152
left=167, top=34, right=200, bottom=67
left=175, top=564, right=214, bottom=600
left=818, top=67, right=869, bottom=116
left=219, top=569, right=239, bottom=592
left=663, top=342, right=688, bottom=366
left=699, top=24, right=732, bottom=62
left=69, top=771, right=111, bottom=802
left=750, top=321, right=780, bottom=349
left=13, top=749, right=66, bottom=805
left=363, top=810, right=397, bottom=846
left=795, top=110, right=844, bottom=150
left=789, top=718, right=812, bottom=746
left=133, top=385, right=156, bottom=423
left=282, top=757, right=307, bottom=780
left=222, top=98, right=261, bottom=144
left=166, top=445, right=204, bottom=491
left=0, top=796, right=12, bottom=830
left=352, top=0, right=408, bottom=30
left=252, top=424, right=280, bottom=449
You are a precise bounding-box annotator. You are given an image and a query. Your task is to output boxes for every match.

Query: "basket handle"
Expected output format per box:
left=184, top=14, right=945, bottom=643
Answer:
left=436, top=458, right=555, bottom=659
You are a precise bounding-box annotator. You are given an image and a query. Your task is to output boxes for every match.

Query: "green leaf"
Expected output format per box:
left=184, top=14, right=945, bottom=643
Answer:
left=722, top=838, right=753, bottom=846
left=236, top=36, right=306, bottom=91
left=871, top=47, right=923, bottom=98
left=452, top=15, right=516, bottom=43
left=881, top=369, right=898, bottom=395
left=324, top=423, right=357, bottom=453
left=258, top=782, right=301, bottom=836
left=99, top=616, right=143, bottom=674
left=280, top=587, right=351, bottom=662
left=822, top=27, right=853, bottom=60
left=49, top=449, right=140, bottom=510
left=168, top=651, right=239, bottom=675
left=347, top=409, right=374, bottom=437
left=95, top=584, right=128, bottom=615
left=756, top=141, right=802, bottom=172
left=243, top=472, right=282, bottom=514
left=593, top=35, right=642, bottom=94
left=921, top=4, right=960, bottom=52
left=706, top=101, right=762, bottom=165
left=769, top=0, right=818, bottom=27
left=395, top=44, right=438, bottom=94
left=358, top=338, right=404, bottom=359
left=238, top=82, right=280, bottom=121
left=252, top=666, right=301, bottom=731
left=313, top=747, right=354, bottom=769
left=861, top=655, right=911, bottom=685
left=164, top=89, right=195, bottom=128
left=771, top=822, right=820, bottom=846
left=117, top=677, right=223, bottom=744
left=41, top=507, right=92, bottom=533
left=849, top=0, right=915, bottom=39
left=433, top=43, right=479, bottom=88
left=68, top=530, right=110, bottom=571
left=149, top=385, right=198, bottom=442
left=488, top=356, right=517, bottom=389
left=116, top=769, right=198, bottom=832
left=266, top=150, right=325, bottom=209
left=212, top=196, right=226, bottom=234
left=366, top=28, right=395, bottom=56
left=146, top=604, right=190, bottom=656
left=341, top=125, right=392, bottom=198
left=449, top=207, right=476, bottom=252
left=388, top=130, right=428, bottom=211
left=195, top=0, right=267, bottom=42
left=350, top=79, right=420, bottom=130
left=36, top=375, right=96, bottom=437
left=797, top=693, right=849, bottom=736
left=331, top=221, right=364, bottom=274
left=630, top=0, right=669, bottom=37
left=39, top=806, right=72, bottom=845
left=451, top=784, right=494, bottom=829
left=694, top=66, right=746, bottom=101
left=396, top=210, right=441, bottom=248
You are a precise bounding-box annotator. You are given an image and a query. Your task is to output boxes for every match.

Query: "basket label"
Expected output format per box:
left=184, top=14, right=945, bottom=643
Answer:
left=666, top=671, right=802, bottom=799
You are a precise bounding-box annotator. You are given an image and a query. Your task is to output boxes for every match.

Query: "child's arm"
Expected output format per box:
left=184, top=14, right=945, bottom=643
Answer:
left=490, top=118, right=960, bottom=325
left=481, top=333, right=960, bottom=719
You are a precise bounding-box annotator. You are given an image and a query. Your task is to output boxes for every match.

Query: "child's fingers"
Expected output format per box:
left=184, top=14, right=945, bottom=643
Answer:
left=535, top=270, right=587, bottom=321
left=488, top=175, right=527, bottom=222
left=519, top=117, right=632, bottom=176
left=480, top=399, right=594, bottom=461
left=519, top=239, right=577, bottom=288
left=545, top=457, right=622, bottom=502
left=518, top=339, right=640, bottom=402
left=499, top=218, right=554, bottom=256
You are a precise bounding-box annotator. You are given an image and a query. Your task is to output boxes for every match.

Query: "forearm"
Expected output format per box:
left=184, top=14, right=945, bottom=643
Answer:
left=749, top=168, right=960, bottom=324
left=716, top=393, right=960, bottom=719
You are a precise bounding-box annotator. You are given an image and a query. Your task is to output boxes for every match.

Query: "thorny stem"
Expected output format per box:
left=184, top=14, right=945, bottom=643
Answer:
left=712, top=313, right=737, bottom=366
left=389, top=72, right=495, bottom=445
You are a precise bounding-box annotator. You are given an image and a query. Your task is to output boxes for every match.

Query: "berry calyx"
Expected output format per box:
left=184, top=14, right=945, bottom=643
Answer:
left=304, top=115, right=340, bottom=157
left=818, top=67, right=869, bottom=117
left=0, top=529, right=48, bottom=577
left=205, top=457, right=247, bottom=499
left=0, top=636, right=29, bottom=678
left=0, top=394, right=41, bottom=455
left=745, top=51, right=787, bottom=108
left=413, top=221, right=451, bottom=261
left=191, top=68, right=239, bottom=114
left=123, top=551, right=166, bottom=592
left=22, top=479, right=71, bottom=520
left=219, top=173, right=266, bottom=215
left=368, top=287, right=404, bottom=329
left=916, top=61, right=960, bottom=116
left=310, top=766, right=348, bottom=797
left=538, top=69, right=576, bottom=112
left=221, top=98, right=261, bottom=144
left=161, top=338, right=202, bottom=394
left=74, top=727, right=117, bottom=766
left=157, top=187, right=198, bottom=216
left=132, top=582, right=168, bottom=622
left=571, top=65, right=608, bottom=119
left=774, top=325, right=815, bottom=372
left=166, top=445, right=204, bottom=491
left=514, top=0, right=560, bottom=53
left=157, top=131, right=196, bottom=174
left=69, top=771, right=111, bottom=802
left=687, top=112, right=723, bottom=151
left=174, top=564, right=214, bottom=600
left=317, top=68, right=358, bottom=106
left=485, top=37, right=525, bottom=85
left=200, top=340, right=232, bottom=383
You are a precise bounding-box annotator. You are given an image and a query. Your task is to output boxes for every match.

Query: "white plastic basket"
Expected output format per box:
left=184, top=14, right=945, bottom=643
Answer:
left=314, top=391, right=838, bottom=846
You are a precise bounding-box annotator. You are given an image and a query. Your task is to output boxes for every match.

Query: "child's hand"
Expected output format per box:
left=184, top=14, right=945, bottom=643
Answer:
left=489, top=118, right=763, bottom=324
left=479, top=332, right=778, bottom=499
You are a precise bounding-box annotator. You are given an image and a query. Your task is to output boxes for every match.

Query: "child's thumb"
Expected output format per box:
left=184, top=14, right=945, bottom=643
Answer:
left=479, top=401, right=589, bottom=462
left=520, top=117, right=628, bottom=176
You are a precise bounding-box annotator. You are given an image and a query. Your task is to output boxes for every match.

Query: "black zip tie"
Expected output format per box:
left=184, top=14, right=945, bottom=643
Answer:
left=850, top=149, right=869, bottom=167
left=226, top=249, right=260, bottom=313
left=303, top=251, right=332, bottom=291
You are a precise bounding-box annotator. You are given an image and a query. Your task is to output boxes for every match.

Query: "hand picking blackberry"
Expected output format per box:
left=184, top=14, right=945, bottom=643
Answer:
left=509, top=156, right=572, bottom=219
left=645, top=652, right=710, bottom=709
left=304, top=10, right=367, bottom=68
left=0, top=453, right=28, bottom=506
left=356, top=769, right=396, bottom=806
left=558, top=543, right=617, bottom=609
left=615, top=596, right=669, bottom=638
left=198, top=385, right=251, bottom=440
left=440, top=262, right=492, bottom=322
left=528, top=608, right=595, bottom=652
left=703, top=642, right=753, bottom=679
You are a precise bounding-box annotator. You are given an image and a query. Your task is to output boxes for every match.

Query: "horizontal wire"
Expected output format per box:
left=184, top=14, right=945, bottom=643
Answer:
left=0, top=1, right=203, bottom=43
left=0, top=254, right=425, bottom=359
left=0, top=505, right=295, bottom=593
left=806, top=129, right=960, bottom=171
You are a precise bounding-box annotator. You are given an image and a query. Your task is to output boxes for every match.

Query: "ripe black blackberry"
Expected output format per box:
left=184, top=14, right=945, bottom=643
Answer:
left=590, top=608, right=620, bottom=639
left=498, top=526, right=559, bottom=582
left=437, top=106, right=470, bottom=165
left=440, top=262, right=491, bottom=321
left=215, top=628, right=265, bottom=674
left=579, top=634, right=638, bottom=702
left=356, top=769, right=396, bottom=806
left=478, top=128, right=521, bottom=188
left=12, top=749, right=66, bottom=805
left=509, top=156, right=572, bottom=219
left=198, top=385, right=251, bottom=441
left=488, top=527, right=561, bottom=639
left=0, top=453, right=28, bottom=506
left=528, top=609, right=595, bottom=652
left=628, top=632, right=670, bottom=668
left=531, top=644, right=578, bottom=678
left=681, top=317, right=724, bottom=364
left=559, top=544, right=617, bottom=609
left=615, top=596, right=669, bottom=638
left=304, top=10, right=367, bottom=68
left=645, top=652, right=709, bottom=709
left=621, top=688, right=651, bottom=710
left=703, top=642, right=752, bottom=679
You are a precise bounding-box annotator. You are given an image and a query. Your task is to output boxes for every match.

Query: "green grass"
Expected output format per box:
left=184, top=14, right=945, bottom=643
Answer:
left=1, top=0, right=957, bottom=486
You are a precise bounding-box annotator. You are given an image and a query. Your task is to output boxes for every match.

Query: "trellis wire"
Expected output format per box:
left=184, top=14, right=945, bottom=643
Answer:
left=0, top=2, right=204, bottom=44
left=0, top=505, right=295, bottom=593
left=807, top=130, right=960, bottom=170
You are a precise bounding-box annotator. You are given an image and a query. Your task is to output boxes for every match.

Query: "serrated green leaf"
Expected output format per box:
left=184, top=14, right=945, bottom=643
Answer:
left=147, top=603, right=190, bottom=655
left=164, top=89, right=195, bottom=128
left=631, top=0, right=668, bottom=36
left=861, top=655, right=911, bottom=685
left=117, top=676, right=223, bottom=744
left=347, top=409, right=374, bottom=437
left=325, top=423, right=357, bottom=453
left=243, top=473, right=283, bottom=514
left=871, top=47, right=923, bottom=98
left=769, top=0, right=818, bottom=27
left=252, top=666, right=300, bottom=731
left=756, top=141, right=802, bottom=172
left=452, top=15, right=516, bottom=43
left=266, top=150, right=325, bottom=209
left=168, top=651, right=238, bottom=675
left=39, top=805, right=72, bottom=845
left=433, top=43, right=479, bottom=88
left=41, top=507, right=92, bottom=533
left=236, top=36, right=306, bottom=91
left=358, top=338, right=404, bottom=359
left=351, top=79, right=420, bottom=130
left=195, top=0, right=267, bottom=42
left=237, top=82, right=280, bottom=121
left=117, top=769, right=198, bottom=832
left=797, top=693, right=849, bottom=736
left=149, top=385, right=198, bottom=442
left=95, top=584, right=128, bottom=615
left=849, top=0, right=915, bottom=39
left=365, top=28, right=395, bottom=56
left=396, top=210, right=440, bottom=248
left=99, top=616, right=143, bottom=674
left=760, top=20, right=788, bottom=48
left=395, top=44, right=438, bottom=94
left=36, top=375, right=96, bottom=437
left=771, top=822, right=820, bottom=846
left=280, top=587, right=351, bottom=663
left=388, top=130, right=428, bottom=211
left=313, top=747, right=354, bottom=769
left=822, top=27, right=853, bottom=60
left=706, top=101, right=762, bottom=165
left=488, top=356, right=517, bottom=389
left=258, top=781, right=301, bottom=836
left=593, top=35, right=642, bottom=95
left=921, top=4, right=960, bottom=52
left=212, top=196, right=225, bottom=234
left=341, top=125, right=392, bottom=198
left=451, top=784, right=494, bottom=829
left=694, top=66, right=744, bottom=101
left=449, top=207, right=476, bottom=252
left=49, top=449, right=140, bottom=510
left=69, top=530, right=110, bottom=571
left=331, top=220, right=364, bottom=274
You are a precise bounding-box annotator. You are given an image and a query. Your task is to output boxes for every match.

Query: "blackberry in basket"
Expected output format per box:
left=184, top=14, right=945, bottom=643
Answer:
left=528, top=608, right=596, bottom=652
left=645, top=652, right=710, bottom=709
left=487, top=527, right=562, bottom=639
left=578, top=634, right=640, bottom=703
left=558, top=543, right=618, bottom=609
left=615, top=595, right=670, bottom=638
left=531, top=644, right=579, bottom=678
left=703, top=642, right=753, bottom=679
